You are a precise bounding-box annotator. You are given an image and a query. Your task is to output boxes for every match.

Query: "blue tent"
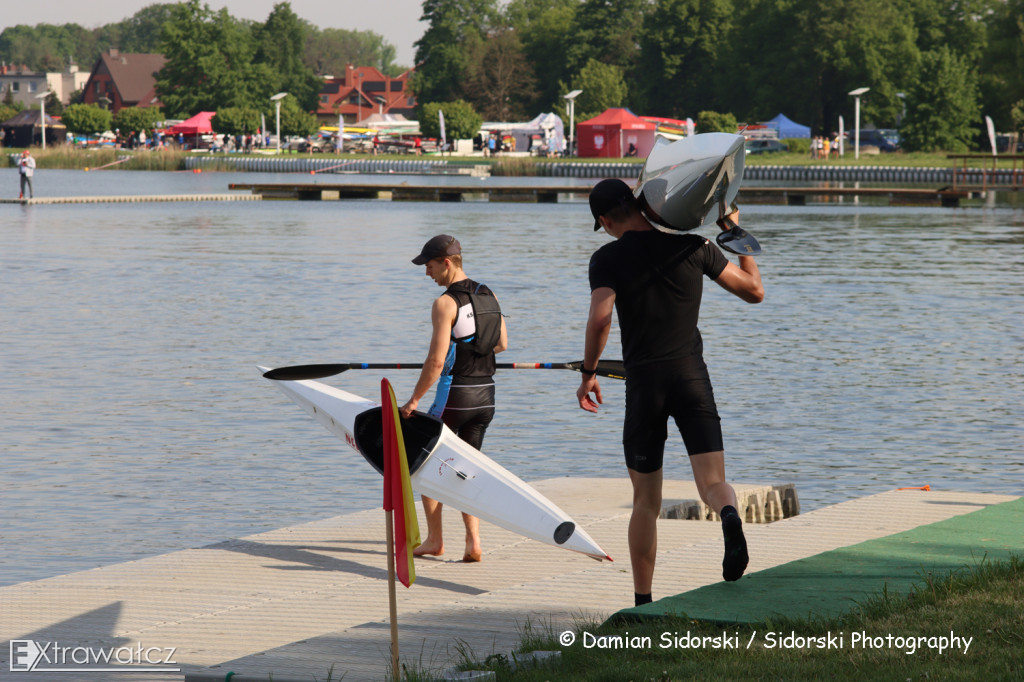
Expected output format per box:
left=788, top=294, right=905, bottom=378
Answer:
left=767, top=113, right=810, bottom=139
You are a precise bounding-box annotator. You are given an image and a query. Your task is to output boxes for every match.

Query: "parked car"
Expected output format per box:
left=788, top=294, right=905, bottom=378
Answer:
left=285, top=136, right=324, bottom=153
left=857, top=129, right=900, bottom=152
left=745, top=139, right=789, bottom=154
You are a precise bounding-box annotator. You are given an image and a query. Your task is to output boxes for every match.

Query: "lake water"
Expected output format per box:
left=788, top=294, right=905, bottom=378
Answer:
left=1, top=170, right=1021, bottom=587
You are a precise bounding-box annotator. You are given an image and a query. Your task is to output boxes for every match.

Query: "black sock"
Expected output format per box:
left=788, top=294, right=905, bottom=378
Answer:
left=634, top=592, right=652, bottom=607
left=721, top=507, right=748, bottom=582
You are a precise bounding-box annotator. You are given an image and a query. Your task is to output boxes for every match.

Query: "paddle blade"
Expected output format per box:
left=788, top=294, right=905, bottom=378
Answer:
left=716, top=225, right=762, bottom=256
left=263, top=364, right=352, bottom=381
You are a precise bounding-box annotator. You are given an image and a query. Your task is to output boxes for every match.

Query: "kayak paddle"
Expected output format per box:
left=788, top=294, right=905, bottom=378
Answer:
left=263, top=360, right=626, bottom=381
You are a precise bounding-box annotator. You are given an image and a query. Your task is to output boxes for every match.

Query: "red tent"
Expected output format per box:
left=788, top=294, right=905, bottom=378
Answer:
left=577, top=108, right=657, bottom=158
left=167, top=111, right=216, bottom=136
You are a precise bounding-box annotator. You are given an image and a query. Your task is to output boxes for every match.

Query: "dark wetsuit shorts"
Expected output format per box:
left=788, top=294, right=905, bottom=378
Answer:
left=441, top=380, right=495, bottom=450
left=622, top=356, right=723, bottom=473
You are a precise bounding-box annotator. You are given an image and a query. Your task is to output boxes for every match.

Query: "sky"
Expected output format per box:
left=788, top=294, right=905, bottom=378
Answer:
left=2, top=0, right=427, bottom=66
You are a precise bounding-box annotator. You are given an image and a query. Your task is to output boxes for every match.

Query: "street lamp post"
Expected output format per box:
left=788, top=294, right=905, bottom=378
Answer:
left=36, top=91, right=51, bottom=150
left=563, top=89, right=582, bottom=157
left=270, top=92, right=288, bottom=153
left=848, top=87, right=869, bottom=160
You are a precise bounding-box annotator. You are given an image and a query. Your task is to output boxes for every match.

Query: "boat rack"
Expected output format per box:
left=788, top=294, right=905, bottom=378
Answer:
left=661, top=483, right=800, bottom=523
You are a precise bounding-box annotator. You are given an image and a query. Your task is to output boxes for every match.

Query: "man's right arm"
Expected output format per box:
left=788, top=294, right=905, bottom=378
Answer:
left=576, top=286, right=615, bottom=413
left=712, top=208, right=764, bottom=303
left=714, top=257, right=764, bottom=303
left=401, top=295, right=456, bottom=418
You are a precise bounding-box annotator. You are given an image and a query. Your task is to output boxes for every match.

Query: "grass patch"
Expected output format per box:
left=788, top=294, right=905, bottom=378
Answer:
left=7, top=146, right=1018, bottom=175
left=468, top=554, right=1023, bottom=681
left=5, top=147, right=189, bottom=171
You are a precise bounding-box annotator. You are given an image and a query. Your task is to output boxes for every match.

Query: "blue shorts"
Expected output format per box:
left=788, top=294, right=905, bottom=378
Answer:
left=622, top=357, right=723, bottom=473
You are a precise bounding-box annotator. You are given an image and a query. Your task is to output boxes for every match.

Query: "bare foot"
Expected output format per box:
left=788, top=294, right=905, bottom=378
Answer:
left=413, top=539, right=444, bottom=557
left=462, top=538, right=482, bottom=562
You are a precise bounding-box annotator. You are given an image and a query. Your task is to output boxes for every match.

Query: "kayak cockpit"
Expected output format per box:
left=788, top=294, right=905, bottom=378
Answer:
left=352, top=408, right=441, bottom=476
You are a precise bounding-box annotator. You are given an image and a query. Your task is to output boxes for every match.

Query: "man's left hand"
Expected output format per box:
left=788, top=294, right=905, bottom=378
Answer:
left=576, top=377, right=603, bottom=413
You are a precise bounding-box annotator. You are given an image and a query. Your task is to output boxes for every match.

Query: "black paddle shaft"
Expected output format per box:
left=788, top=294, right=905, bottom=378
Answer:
left=262, top=360, right=626, bottom=382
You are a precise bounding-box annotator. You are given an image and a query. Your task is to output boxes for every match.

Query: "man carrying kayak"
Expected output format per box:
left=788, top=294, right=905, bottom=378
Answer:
left=401, top=234, right=508, bottom=562
left=576, top=178, right=764, bottom=606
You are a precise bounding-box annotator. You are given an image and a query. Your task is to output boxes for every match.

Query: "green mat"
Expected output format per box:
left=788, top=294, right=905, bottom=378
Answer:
left=610, top=496, right=1023, bottom=625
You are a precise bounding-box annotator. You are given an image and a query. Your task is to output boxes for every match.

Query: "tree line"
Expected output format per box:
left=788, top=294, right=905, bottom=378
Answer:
left=0, top=1, right=403, bottom=103
left=4, top=0, right=1023, bottom=151
left=412, top=0, right=1024, bottom=152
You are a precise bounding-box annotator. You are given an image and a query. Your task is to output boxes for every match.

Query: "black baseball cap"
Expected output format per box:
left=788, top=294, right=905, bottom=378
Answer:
left=411, top=234, right=461, bottom=264
left=589, top=178, right=637, bottom=230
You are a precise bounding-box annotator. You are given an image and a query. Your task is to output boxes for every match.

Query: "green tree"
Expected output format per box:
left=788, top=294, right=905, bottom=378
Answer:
left=566, top=0, right=644, bottom=77
left=412, top=0, right=499, bottom=106
left=0, top=23, right=99, bottom=72
left=506, top=0, right=577, bottom=114
left=1012, top=100, right=1024, bottom=138
left=109, top=4, right=177, bottom=53
left=113, top=106, right=163, bottom=134
left=213, top=106, right=262, bottom=135
left=2, top=88, right=20, bottom=109
left=899, top=47, right=981, bottom=152
left=0, top=104, right=19, bottom=123
left=636, top=0, right=733, bottom=118
left=464, top=27, right=537, bottom=121
left=44, top=92, right=64, bottom=117
left=155, top=0, right=261, bottom=117
left=725, top=0, right=917, bottom=132
left=60, top=103, right=113, bottom=136
left=419, top=100, right=482, bottom=141
left=268, top=95, right=317, bottom=137
left=304, top=28, right=399, bottom=77
left=562, top=59, right=628, bottom=123
left=696, top=110, right=737, bottom=133
left=979, top=0, right=1024, bottom=131
left=253, top=3, right=322, bottom=112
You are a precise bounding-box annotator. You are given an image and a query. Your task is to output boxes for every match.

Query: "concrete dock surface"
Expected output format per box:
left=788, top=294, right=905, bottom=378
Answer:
left=1, top=478, right=1016, bottom=682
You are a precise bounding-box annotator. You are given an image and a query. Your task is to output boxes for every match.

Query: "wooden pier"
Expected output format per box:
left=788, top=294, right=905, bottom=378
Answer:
left=1, top=479, right=1016, bottom=682
left=228, top=182, right=979, bottom=207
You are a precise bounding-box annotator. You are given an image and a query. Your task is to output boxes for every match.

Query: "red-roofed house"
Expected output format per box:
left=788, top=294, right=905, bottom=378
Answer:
left=82, top=49, right=166, bottom=113
left=316, top=65, right=416, bottom=126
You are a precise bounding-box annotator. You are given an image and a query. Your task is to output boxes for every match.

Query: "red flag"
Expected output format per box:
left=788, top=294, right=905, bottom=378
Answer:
left=381, top=378, right=421, bottom=587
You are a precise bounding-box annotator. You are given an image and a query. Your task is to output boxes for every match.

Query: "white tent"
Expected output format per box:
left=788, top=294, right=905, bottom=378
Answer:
left=480, top=113, right=566, bottom=154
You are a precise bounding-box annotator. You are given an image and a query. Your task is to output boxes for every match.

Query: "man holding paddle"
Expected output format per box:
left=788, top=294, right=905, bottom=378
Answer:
left=401, top=234, right=508, bottom=562
left=577, top=178, right=764, bottom=606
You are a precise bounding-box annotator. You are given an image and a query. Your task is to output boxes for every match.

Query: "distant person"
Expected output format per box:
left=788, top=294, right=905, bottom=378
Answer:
left=17, top=149, right=35, bottom=199
left=577, top=179, right=764, bottom=606
left=372, top=135, right=380, bottom=155
left=400, top=235, right=508, bottom=563
left=626, top=142, right=638, bottom=158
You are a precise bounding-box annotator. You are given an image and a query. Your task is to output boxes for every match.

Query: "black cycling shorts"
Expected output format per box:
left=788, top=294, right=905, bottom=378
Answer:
left=441, top=380, right=495, bottom=450
left=622, top=357, right=723, bottom=473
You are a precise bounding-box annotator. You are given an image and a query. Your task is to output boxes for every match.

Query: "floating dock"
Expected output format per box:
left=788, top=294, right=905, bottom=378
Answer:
left=1, top=478, right=1016, bottom=682
left=227, top=182, right=978, bottom=206
left=0, top=194, right=262, bottom=205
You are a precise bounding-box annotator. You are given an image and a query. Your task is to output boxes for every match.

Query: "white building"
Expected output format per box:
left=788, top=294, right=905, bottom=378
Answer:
left=0, top=63, right=90, bottom=107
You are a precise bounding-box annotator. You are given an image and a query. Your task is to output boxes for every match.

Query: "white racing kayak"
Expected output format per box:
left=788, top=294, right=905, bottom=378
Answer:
left=260, top=368, right=611, bottom=561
